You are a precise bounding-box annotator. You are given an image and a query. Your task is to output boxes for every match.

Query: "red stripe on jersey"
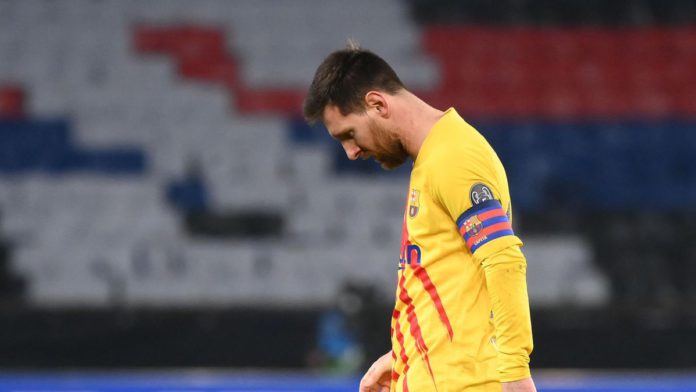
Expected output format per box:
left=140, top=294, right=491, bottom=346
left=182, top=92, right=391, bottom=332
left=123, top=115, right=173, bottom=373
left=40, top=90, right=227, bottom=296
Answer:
left=398, top=274, right=437, bottom=389
left=465, top=221, right=513, bottom=249
left=391, top=309, right=400, bottom=339
left=410, top=247, right=419, bottom=264
left=457, top=208, right=507, bottom=237
left=413, top=266, right=454, bottom=340
left=400, top=205, right=409, bottom=250
left=478, top=208, right=507, bottom=221
left=394, top=318, right=410, bottom=383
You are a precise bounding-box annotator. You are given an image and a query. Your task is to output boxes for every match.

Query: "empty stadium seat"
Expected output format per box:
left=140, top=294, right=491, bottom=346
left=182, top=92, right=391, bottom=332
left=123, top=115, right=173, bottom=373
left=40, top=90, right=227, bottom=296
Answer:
left=0, top=86, right=24, bottom=118
left=423, top=26, right=696, bottom=118
left=1, top=0, right=693, bottom=310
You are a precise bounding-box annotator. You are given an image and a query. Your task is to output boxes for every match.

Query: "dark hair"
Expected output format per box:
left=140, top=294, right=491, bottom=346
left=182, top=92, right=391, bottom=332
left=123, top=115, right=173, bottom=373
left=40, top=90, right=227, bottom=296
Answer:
left=303, top=42, right=405, bottom=123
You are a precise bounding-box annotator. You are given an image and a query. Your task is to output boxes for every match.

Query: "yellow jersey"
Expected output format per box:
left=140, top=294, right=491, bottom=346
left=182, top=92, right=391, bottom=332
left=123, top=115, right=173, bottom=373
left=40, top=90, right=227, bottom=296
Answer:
left=391, top=108, right=531, bottom=391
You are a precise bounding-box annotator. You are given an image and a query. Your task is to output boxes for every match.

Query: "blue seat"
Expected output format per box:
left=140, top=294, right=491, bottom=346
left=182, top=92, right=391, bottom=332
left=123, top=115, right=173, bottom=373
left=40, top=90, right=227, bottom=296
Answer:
left=69, top=149, right=147, bottom=174
left=0, top=120, right=70, bottom=173
left=0, top=119, right=146, bottom=175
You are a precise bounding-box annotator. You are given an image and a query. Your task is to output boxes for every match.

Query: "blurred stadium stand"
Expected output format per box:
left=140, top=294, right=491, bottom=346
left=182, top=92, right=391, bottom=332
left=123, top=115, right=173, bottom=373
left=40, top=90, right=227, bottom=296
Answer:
left=0, top=0, right=695, bottom=371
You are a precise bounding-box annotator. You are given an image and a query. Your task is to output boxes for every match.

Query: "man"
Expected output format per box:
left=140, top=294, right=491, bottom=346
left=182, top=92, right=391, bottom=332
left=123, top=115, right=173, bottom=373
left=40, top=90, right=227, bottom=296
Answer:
left=304, top=43, right=536, bottom=392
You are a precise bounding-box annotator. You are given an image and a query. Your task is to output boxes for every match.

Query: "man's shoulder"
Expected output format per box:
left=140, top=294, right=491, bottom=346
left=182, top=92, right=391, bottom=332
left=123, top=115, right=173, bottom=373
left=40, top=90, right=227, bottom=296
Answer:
left=426, top=127, right=489, bottom=168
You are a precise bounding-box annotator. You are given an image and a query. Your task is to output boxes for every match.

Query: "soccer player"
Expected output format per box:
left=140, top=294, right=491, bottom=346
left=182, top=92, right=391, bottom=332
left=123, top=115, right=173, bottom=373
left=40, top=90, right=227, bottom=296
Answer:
left=303, top=43, right=536, bottom=392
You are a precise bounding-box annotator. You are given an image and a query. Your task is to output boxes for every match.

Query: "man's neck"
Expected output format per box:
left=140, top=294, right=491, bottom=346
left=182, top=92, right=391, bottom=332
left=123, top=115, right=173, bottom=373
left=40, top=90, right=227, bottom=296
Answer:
left=394, top=91, right=445, bottom=160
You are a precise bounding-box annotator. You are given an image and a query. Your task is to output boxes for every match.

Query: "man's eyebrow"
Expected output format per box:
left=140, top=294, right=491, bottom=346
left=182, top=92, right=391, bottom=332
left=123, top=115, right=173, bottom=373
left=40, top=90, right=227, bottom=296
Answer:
left=333, top=127, right=353, bottom=139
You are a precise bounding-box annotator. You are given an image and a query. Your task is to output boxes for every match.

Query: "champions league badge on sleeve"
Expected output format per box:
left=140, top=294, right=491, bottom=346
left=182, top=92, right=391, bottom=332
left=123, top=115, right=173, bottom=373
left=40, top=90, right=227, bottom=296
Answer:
left=409, top=188, right=420, bottom=218
left=470, top=183, right=494, bottom=205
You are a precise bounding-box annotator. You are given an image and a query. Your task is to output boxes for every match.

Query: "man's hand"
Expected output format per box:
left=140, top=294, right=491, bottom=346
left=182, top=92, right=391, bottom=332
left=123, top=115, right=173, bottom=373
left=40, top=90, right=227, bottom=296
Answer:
left=502, top=377, right=537, bottom=392
left=359, top=351, right=393, bottom=392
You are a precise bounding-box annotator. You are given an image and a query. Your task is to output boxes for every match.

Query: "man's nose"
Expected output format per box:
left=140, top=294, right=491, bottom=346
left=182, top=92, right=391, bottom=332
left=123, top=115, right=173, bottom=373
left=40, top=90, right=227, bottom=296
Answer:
left=344, top=143, right=361, bottom=160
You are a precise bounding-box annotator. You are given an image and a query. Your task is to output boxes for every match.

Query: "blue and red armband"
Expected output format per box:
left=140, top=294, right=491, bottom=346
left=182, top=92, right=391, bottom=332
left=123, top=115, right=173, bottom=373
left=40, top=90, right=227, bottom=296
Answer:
left=456, top=200, right=515, bottom=254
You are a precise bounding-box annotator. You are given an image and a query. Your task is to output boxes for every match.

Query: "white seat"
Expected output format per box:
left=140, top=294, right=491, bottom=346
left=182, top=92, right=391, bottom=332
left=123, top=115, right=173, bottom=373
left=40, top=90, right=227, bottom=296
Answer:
left=0, top=0, right=610, bottom=309
left=524, top=235, right=610, bottom=307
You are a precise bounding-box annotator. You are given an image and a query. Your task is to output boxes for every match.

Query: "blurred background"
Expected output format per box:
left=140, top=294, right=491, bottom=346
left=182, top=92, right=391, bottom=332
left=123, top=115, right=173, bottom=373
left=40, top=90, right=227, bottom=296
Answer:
left=1, top=0, right=696, bottom=390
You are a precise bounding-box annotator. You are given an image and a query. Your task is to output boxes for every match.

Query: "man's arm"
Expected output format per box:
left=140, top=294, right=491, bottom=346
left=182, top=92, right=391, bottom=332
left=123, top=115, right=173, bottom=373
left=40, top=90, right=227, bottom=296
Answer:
left=503, top=377, right=537, bottom=392
left=481, top=244, right=536, bottom=390
left=359, top=351, right=393, bottom=392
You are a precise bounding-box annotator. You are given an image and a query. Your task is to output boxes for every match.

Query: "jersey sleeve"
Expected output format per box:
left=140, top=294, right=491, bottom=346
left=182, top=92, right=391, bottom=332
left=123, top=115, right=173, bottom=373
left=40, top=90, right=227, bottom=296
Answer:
left=430, top=152, right=522, bottom=262
left=482, top=245, right=534, bottom=382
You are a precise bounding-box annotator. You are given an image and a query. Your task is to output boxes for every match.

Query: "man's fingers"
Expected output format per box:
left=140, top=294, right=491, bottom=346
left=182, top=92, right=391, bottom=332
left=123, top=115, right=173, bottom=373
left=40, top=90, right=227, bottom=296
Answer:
left=359, top=373, right=375, bottom=392
left=359, top=377, right=378, bottom=391
left=360, top=352, right=393, bottom=392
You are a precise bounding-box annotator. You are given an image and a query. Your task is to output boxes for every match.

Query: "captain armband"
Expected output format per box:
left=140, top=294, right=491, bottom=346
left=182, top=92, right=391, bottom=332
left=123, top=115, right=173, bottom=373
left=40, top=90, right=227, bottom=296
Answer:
left=456, top=200, right=515, bottom=254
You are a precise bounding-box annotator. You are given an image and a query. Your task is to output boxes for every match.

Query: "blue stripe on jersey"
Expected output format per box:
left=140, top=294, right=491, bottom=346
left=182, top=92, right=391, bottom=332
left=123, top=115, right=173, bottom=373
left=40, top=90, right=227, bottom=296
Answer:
left=456, top=199, right=503, bottom=228
left=470, top=229, right=515, bottom=253
left=462, top=215, right=511, bottom=241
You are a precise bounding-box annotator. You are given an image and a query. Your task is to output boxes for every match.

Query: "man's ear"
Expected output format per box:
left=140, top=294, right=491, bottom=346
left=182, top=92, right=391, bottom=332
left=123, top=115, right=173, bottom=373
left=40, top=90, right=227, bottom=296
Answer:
left=365, top=91, right=389, bottom=117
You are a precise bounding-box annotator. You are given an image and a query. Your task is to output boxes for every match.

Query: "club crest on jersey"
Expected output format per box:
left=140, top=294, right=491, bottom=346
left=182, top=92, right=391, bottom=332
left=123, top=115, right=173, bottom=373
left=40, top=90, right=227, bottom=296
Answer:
left=408, top=188, right=420, bottom=218
left=463, top=215, right=484, bottom=237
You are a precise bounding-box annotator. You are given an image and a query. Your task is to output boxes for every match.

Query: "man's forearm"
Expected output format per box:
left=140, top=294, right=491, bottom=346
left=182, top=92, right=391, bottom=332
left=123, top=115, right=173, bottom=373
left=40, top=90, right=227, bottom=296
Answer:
left=482, top=245, right=534, bottom=382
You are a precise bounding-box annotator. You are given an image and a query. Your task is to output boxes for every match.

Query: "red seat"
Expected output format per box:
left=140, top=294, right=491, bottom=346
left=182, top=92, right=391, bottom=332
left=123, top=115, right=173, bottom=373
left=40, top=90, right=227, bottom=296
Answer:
left=235, top=88, right=305, bottom=116
left=179, top=56, right=238, bottom=86
left=172, top=26, right=226, bottom=62
left=0, top=86, right=25, bottom=118
left=672, top=81, right=696, bottom=116
left=133, top=26, right=180, bottom=54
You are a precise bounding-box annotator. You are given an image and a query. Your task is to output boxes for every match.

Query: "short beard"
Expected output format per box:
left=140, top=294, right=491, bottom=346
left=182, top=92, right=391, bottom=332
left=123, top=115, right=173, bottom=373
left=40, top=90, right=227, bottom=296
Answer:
left=371, top=119, right=409, bottom=170
left=377, top=151, right=408, bottom=170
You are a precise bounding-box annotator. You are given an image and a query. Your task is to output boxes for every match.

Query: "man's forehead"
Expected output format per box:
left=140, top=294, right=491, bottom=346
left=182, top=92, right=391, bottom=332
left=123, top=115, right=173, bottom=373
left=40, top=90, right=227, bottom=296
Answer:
left=322, top=105, right=347, bottom=135
left=322, top=105, right=342, bottom=123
